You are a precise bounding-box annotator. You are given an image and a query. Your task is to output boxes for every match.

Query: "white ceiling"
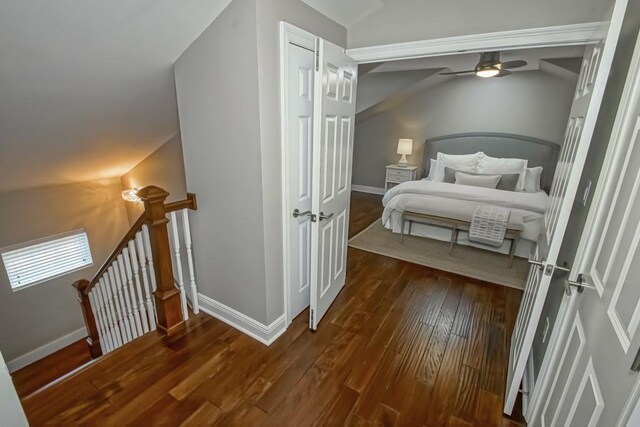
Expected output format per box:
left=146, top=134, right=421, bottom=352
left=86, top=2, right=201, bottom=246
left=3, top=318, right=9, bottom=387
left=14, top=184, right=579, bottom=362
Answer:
left=300, top=0, right=386, bottom=27
left=0, top=0, right=232, bottom=193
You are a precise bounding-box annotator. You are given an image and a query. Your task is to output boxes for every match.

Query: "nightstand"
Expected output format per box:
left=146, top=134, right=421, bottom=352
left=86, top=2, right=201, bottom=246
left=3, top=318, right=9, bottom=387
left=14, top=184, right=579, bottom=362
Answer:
left=385, top=165, right=418, bottom=191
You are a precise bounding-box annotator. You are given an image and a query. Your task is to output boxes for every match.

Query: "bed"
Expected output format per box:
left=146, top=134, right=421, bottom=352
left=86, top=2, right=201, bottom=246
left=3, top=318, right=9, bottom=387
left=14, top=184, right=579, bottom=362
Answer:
left=381, top=132, right=559, bottom=258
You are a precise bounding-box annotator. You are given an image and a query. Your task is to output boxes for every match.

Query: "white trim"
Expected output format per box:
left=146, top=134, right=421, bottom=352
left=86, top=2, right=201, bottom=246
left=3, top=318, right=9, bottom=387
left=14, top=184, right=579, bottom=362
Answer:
left=197, top=293, right=287, bottom=346
left=280, top=22, right=318, bottom=327
left=6, top=327, right=87, bottom=373
left=351, top=185, right=385, bottom=195
left=347, top=22, right=600, bottom=63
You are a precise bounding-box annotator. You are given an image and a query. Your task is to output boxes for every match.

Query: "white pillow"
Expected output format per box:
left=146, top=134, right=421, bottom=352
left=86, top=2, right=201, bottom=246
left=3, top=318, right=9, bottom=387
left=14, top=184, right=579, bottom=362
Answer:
left=425, top=159, right=438, bottom=180
left=524, top=166, right=543, bottom=192
left=455, top=171, right=501, bottom=189
left=433, top=152, right=483, bottom=182
left=476, top=155, right=528, bottom=192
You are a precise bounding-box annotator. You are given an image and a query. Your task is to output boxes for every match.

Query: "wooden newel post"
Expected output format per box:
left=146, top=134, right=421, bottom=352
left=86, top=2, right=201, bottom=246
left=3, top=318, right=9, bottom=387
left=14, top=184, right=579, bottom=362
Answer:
left=72, top=279, right=102, bottom=358
left=137, top=186, right=185, bottom=336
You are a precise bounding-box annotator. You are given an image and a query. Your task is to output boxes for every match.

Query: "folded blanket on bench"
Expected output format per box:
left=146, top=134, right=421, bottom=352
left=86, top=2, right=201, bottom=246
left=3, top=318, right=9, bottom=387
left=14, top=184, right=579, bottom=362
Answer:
left=469, top=205, right=511, bottom=247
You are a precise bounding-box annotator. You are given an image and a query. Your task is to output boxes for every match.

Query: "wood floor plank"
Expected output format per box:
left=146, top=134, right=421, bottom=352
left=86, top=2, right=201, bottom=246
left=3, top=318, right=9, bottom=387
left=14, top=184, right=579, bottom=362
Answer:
left=312, top=385, right=360, bottom=426
left=179, top=401, right=223, bottom=426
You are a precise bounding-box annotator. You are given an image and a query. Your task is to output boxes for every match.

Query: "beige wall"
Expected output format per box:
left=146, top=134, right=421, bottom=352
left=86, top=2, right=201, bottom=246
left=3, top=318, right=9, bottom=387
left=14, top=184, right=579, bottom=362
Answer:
left=0, top=178, right=129, bottom=362
left=120, top=133, right=188, bottom=225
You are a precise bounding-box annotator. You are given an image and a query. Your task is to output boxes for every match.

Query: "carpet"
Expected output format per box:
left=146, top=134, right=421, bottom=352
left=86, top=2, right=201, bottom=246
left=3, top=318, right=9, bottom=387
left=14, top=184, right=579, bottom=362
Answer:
left=348, top=220, right=528, bottom=289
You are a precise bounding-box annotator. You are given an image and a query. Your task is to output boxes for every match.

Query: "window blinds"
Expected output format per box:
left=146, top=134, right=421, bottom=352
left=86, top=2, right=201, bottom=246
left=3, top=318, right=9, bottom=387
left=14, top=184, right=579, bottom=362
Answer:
left=1, top=229, right=93, bottom=291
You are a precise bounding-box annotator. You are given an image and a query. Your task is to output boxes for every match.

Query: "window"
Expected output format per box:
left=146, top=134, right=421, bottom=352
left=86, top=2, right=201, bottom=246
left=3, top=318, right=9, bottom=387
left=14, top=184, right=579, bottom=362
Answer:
left=2, top=229, right=93, bottom=291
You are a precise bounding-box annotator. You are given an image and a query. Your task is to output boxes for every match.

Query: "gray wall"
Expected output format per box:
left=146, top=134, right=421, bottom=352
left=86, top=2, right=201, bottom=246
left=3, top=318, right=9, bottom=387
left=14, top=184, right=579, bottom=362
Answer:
left=347, top=0, right=612, bottom=48
left=120, top=133, right=187, bottom=225
left=175, top=0, right=346, bottom=325
left=175, top=0, right=269, bottom=324
left=531, top=0, right=640, bottom=379
left=353, top=70, right=577, bottom=188
left=0, top=179, right=129, bottom=362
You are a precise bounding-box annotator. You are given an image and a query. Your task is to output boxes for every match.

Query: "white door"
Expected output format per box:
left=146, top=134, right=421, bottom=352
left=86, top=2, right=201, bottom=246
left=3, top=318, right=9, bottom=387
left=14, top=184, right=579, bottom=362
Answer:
left=532, top=28, right=640, bottom=427
left=504, top=0, right=628, bottom=414
left=286, top=40, right=315, bottom=321
left=0, top=351, right=29, bottom=426
left=309, top=39, right=358, bottom=330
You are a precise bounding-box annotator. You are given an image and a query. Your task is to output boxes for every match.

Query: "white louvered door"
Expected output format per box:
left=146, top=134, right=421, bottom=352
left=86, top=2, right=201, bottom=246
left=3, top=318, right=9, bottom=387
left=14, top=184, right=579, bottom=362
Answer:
left=309, top=39, right=357, bottom=330
left=504, top=0, right=628, bottom=415
left=533, top=27, right=640, bottom=427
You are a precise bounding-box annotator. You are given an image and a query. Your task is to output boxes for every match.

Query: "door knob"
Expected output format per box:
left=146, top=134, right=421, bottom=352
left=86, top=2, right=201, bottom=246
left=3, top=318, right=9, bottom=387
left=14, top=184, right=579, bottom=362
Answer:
left=293, top=209, right=316, bottom=222
left=564, top=273, right=597, bottom=295
left=319, top=211, right=334, bottom=221
left=528, top=258, right=545, bottom=269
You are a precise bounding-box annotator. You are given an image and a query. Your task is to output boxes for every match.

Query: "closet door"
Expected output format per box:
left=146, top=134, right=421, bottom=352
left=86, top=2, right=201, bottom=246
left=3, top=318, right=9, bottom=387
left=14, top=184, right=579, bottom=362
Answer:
left=309, top=39, right=358, bottom=330
left=504, top=0, right=628, bottom=415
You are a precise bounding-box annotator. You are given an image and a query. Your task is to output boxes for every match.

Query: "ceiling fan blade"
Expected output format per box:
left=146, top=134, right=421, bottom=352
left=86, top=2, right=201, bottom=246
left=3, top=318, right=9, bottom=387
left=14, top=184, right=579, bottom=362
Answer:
left=439, top=70, right=476, bottom=75
left=495, top=69, right=512, bottom=77
left=501, top=60, right=527, bottom=69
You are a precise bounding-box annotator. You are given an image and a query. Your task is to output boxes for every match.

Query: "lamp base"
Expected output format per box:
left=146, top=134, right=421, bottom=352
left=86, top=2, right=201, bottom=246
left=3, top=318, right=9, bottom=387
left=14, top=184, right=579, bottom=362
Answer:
left=398, top=154, right=409, bottom=167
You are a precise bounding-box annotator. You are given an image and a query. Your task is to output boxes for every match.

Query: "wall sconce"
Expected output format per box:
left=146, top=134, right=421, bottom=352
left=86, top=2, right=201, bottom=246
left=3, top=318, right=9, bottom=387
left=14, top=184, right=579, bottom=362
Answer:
left=121, top=188, right=142, bottom=203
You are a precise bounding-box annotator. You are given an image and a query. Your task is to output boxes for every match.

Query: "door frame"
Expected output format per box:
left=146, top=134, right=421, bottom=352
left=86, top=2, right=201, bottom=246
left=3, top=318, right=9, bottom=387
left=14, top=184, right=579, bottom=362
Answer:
left=280, top=21, right=602, bottom=328
left=280, top=22, right=319, bottom=326
left=526, top=28, right=640, bottom=424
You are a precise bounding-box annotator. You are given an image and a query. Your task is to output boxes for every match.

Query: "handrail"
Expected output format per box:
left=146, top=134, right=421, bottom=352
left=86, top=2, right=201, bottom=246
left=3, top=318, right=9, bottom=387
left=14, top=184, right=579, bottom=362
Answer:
left=84, top=192, right=198, bottom=293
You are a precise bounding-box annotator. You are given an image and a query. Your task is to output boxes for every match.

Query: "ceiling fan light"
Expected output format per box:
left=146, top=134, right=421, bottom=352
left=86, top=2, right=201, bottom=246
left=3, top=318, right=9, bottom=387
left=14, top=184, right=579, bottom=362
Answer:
left=476, top=66, right=500, bottom=78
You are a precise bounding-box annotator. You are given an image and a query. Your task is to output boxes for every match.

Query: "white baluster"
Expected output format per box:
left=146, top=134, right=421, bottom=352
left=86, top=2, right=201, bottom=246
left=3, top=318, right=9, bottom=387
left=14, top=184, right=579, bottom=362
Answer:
left=170, top=211, right=188, bottom=321
left=136, top=231, right=156, bottom=331
left=122, top=248, right=143, bottom=336
left=93, top=285, right=114, bottom=352
left=128, top=240, right=149, bottom=334
left=109, top=265, right=132, bottom=343
left=88, top=290, right=107, bottom=355
left=143, top=225, right=157, bottom=293
left=100, top=276, right=123, bottom=348
left=182, top=208, right=199, bottom=314
left=114, top=258, right=137, bottom=340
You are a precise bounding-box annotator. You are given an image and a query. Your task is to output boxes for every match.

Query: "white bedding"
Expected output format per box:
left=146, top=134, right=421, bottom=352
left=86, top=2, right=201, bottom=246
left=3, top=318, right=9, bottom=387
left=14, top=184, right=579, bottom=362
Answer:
left=382, top=180, right=548, bottom=242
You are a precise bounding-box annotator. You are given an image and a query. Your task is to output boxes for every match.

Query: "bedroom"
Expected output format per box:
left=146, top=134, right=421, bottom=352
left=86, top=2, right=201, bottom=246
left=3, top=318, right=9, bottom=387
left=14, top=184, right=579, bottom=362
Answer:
left=349, top=46, right=584, bottom=289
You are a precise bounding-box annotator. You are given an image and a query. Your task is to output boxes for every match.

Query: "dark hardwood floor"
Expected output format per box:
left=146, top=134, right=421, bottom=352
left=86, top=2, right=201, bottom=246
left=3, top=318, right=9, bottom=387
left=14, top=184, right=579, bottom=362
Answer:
left=12, top=338, right=92, bottom=398
left=18, top=191, right=525, bottom=426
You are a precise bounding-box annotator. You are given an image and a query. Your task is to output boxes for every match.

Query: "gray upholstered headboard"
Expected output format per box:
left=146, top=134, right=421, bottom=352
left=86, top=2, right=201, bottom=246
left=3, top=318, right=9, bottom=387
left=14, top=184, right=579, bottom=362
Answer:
left=423, top=132, right=560, bottom=191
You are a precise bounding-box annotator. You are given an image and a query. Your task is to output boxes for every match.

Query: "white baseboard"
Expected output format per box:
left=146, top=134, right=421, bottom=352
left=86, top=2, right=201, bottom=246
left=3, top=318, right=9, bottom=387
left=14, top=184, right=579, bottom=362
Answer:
left=6, top=327, right=87, bottom=373
left=352, top=185, right=385, bottom=195
left=198, top=293, right=287, bottom=346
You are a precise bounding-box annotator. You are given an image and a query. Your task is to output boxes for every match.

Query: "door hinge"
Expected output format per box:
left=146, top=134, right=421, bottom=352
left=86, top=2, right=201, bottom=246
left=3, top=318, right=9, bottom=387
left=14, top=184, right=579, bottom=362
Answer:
left=310, top=309, right=315, bottom=328
left=314, top=39, right=320, bottom=72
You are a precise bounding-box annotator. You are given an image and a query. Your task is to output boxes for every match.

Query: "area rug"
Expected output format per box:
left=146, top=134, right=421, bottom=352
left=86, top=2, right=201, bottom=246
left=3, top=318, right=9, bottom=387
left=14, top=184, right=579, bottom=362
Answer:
left=348, top=220, right=528, bottom=289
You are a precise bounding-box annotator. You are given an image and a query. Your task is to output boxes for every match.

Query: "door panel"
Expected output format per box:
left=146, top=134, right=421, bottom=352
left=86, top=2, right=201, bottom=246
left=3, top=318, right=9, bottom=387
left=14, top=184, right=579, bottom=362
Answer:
left=529, top=15, right=640, bottom=427
left=310, top=39, right=357, bottom=330
left=504, top=0, right=628, bottom=413
left=287, top=43, right=315, bottom=321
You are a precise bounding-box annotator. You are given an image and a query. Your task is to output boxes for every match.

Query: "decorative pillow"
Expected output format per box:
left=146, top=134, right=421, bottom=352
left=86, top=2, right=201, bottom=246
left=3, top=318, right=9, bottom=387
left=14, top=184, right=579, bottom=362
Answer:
left=444, top=167, right=519, bottom=191
left=433, top=152, right=483, bottom=182
left=454, top=171, right=501, bottom=189
left=476, top=155, right=528, bottom=192
left=524, top=166, right=543, bottom=192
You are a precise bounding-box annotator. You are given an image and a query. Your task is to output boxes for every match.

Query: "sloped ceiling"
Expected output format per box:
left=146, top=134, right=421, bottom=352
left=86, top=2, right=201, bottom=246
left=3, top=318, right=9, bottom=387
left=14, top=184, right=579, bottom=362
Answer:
left=0, top=0, right=232, bottom=192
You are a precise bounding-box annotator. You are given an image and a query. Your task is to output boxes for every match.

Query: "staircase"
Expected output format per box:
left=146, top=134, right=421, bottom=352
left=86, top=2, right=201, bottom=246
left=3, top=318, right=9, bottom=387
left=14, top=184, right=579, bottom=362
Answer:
left=73, top=186, right=199, bottom=359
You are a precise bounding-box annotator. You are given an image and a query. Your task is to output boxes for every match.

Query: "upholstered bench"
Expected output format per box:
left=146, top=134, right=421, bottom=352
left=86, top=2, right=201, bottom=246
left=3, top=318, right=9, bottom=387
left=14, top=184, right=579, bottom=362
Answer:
left=400, top=199, right=524, bottom=266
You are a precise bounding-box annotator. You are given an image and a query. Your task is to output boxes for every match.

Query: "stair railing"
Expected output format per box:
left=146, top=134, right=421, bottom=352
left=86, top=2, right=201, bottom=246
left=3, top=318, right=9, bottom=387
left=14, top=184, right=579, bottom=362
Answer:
left=72, top=186, right=198, bottom=358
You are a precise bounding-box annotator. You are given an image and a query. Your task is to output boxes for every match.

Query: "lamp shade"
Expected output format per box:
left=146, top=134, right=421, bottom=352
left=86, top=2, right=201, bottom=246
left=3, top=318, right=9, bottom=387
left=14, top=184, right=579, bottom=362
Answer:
left=397, top=139, right=413, bottom=155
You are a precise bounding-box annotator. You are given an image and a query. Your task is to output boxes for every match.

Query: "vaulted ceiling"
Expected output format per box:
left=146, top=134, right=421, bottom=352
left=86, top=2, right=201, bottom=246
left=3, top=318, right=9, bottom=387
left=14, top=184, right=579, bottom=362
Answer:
left=0, top=0, right=232, bottom=192
left=1, top=0, right=610, bottom=193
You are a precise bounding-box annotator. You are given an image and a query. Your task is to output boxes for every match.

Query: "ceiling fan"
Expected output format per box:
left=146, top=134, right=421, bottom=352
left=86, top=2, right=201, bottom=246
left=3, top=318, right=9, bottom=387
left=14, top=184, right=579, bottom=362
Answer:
left=439, top=52, right=527, bottom=78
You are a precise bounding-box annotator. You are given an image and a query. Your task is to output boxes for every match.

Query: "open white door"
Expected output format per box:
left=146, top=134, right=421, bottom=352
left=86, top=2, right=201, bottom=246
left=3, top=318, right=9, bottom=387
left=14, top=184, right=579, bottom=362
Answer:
left=531, top=27, right=640, bottom=426
left=504, top=0, right=628, bottom=415
left=309, top=39, right=358, bottom=330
